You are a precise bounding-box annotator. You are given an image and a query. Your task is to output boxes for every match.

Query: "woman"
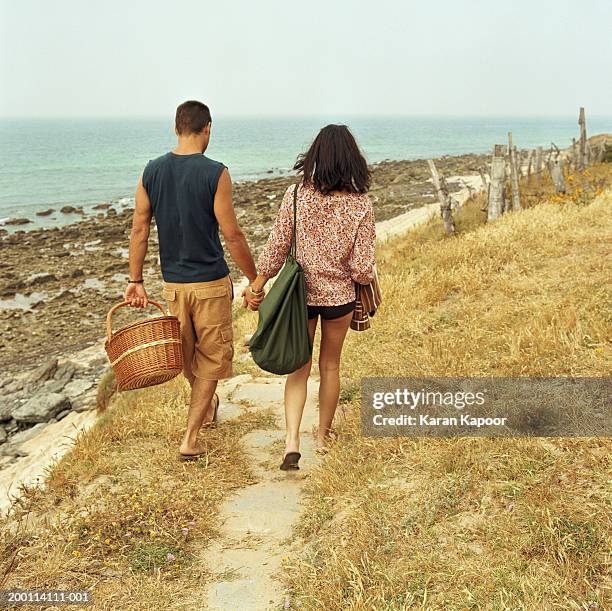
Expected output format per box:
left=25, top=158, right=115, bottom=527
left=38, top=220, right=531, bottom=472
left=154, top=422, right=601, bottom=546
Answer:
left=246, top=124, right=376, bottom=470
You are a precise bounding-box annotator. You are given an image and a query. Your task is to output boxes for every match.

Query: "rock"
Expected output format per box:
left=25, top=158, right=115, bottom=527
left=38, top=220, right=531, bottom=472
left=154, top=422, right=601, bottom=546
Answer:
left=72, top=388, right=97, bottom=412
left=0, top=446, right=28, bottom=458
left=36, top=208, right=55, bottom=217
left=64, top=378, right=94, bottom=398
left=3, top=380, right=24, bottom=394
left=60, top=205, right=78, bottom=214
left=0, top=427, right=6, bottom=444
left=28, top=358, right=58, bottom=386
left=71, top=269, right=84, bottom=278
left=93, top=203, right=110, bottom=210
left=12, top=393, right=71, bottom=423
left=107, top=208, right=117, bottom=217
left=41, top=379, right=68, bottom=394
left=0, top=401, right=15, bottom=422
left=27, top=272, right=57, bottom=285
left=216, top=401, right=243, bottom=422
left=4, top=279, right=25, bottom=292
left=55, top=409, right=71, bottom=421
left=5, top=420, right=18, bottom=434
left=54, top=361, right=77, bottom=386
left=0, top=422, right=47, bottom=456
left=0, top=455, right=16, bottom=468
left=4, top=218, right=32, bottom=226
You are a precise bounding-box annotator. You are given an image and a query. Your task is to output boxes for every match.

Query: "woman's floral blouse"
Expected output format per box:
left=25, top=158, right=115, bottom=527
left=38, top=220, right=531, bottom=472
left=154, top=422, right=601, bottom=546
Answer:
left=258, top=183, right=376, bottom=306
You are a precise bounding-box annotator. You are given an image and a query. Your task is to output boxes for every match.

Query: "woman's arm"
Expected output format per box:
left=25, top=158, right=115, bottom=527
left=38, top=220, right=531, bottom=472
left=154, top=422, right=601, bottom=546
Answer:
left=253, top=186, right=295, bottom=290
left=349, top=203, right=376, bottom=284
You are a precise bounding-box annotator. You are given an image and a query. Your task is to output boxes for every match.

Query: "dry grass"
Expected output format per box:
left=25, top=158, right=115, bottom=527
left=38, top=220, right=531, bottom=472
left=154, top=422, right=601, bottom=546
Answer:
left=0, top=376, right=276, bottom=609
left=285, top=167, right=612, bottom=609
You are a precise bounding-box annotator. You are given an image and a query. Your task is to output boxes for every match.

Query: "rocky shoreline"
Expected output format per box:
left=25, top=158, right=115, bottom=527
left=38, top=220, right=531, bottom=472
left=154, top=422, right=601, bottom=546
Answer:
left=0, top=152, right=488, bottom=467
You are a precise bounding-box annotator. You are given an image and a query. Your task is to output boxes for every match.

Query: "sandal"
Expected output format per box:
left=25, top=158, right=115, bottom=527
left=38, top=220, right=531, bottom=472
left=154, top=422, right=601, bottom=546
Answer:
left=178, top=445, right=207, bottom=462
left=280, top=452, right=301, bottom=471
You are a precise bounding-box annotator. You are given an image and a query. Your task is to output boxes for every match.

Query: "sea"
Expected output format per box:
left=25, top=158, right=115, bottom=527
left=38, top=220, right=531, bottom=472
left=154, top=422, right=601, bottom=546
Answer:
left=1, top=115, right=610, bottom=229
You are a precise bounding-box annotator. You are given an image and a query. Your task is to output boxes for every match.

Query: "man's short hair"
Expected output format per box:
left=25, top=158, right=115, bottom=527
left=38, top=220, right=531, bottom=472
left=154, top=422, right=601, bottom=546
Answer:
left=175, top=101, right=212, bottom=135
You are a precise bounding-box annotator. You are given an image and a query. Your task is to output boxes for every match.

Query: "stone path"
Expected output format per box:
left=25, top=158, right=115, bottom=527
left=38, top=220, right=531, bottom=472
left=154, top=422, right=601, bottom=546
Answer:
left=199, top=374, right=320, bottom=610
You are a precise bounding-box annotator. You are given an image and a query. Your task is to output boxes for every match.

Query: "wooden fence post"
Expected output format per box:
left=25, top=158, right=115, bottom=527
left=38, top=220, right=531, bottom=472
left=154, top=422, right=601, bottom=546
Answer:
left=516, top=149, right=524, bottom=177
left=578, top=107, right=588, bottom=170
left=427, top=159, right=455, bottom=235
left=571, top=137, right=578, bottom=172
left=549, top=143, right=566, bottom=194
left=488, top=145, right=506, bottom=221
left=535, top=146, right=543, bottom=184
left=526, top=149, right=533, bottom=181
left=478, top=168, right=489, bottom=211
left=508, top=133, right=521, bottom=211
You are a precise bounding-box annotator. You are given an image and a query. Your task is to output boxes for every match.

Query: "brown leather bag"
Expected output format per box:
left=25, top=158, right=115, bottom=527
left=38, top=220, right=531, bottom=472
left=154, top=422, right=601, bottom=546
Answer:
left=351, top=266, right=382, bottom=331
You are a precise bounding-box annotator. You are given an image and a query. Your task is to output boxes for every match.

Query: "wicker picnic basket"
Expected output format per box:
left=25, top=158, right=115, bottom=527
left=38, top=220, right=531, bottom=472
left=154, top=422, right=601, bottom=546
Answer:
left=105, top=300, right=183, bottom=391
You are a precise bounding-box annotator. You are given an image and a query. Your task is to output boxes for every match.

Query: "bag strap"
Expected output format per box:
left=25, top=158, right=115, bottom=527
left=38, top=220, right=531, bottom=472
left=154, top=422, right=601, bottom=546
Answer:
left=290, top=184, right=299, bottom=258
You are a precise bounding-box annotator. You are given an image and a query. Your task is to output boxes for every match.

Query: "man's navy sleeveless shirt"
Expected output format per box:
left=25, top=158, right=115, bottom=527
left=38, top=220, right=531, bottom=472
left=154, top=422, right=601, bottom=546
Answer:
left=142, top=152, right=229, bottom=283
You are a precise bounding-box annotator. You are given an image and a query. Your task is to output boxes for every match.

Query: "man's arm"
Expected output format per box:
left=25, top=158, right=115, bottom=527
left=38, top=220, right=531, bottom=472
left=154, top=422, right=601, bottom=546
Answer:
left=214, top=168, right=257, bottom=283
left=124, top=176, right=152, bottom=308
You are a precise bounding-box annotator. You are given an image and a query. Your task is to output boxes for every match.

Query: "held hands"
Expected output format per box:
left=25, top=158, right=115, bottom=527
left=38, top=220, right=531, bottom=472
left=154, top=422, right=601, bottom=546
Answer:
left=242, top=285, right=265, bottom=311
left=124, top=282, right=149, bottom=308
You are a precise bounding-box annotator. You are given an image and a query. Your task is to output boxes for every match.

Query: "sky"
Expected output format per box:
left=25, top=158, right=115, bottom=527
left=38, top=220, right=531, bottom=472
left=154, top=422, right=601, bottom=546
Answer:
left=1, top=0, right=611, bottom=118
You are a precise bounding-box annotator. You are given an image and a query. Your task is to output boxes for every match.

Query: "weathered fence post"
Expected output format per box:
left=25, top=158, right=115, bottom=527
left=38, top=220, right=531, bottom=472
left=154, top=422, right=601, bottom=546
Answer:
left=578, top=107, right=588, bottom=170
left=427, top=159, right=455, bottom=235
left=549, top=143, right=566, bottom=194
left=508, top=133, right=521, bottom=211
left=571, top=137, right=578, bottom=172
left=516, top=149, right=524, bottom=177
left=535, top=146, right=543, bottom=184
left=478, top=168, right=489, bottom=211
left=526, top=149, right=533, bottom=181
left=488, top=145, right=506, bottom=221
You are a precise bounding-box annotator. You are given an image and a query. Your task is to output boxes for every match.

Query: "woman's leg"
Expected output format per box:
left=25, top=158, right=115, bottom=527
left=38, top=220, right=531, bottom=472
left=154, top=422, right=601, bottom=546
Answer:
left=283, top=317, right=318, bottom=456
left=318, top=311, right=353, bottom=449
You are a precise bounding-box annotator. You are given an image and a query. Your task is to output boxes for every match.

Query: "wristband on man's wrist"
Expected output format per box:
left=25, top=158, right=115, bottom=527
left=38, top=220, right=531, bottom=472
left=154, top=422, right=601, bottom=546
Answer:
left=128, top=279, right=144, bottom=284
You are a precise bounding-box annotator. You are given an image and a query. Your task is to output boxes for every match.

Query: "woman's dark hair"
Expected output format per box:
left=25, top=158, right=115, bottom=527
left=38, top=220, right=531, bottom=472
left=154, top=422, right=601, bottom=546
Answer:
left=294, top=124, right=371, bottom=194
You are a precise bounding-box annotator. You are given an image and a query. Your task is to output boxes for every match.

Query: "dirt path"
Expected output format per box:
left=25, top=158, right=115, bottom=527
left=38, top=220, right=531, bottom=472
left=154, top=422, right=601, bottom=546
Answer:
left=195, top=374, right=320, bottom=610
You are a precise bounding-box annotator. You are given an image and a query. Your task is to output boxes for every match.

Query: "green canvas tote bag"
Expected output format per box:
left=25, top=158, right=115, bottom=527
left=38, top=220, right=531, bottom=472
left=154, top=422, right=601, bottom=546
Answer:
left=248, top=185, right=312, bottom=374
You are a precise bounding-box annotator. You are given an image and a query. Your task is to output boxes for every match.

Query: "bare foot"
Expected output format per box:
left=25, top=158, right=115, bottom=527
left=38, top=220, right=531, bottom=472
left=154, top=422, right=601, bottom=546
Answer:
left=316, top=430, right=338, bottom=454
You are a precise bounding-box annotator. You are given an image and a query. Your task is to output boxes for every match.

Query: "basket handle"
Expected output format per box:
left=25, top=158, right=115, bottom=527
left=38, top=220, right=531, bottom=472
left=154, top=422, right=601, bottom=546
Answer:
left=106, top=300, right=167, bottom=341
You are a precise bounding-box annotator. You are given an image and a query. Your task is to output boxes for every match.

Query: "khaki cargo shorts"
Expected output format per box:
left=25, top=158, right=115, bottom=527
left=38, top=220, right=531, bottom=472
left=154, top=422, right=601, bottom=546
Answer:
left=161, top=275, right=234, bottom=381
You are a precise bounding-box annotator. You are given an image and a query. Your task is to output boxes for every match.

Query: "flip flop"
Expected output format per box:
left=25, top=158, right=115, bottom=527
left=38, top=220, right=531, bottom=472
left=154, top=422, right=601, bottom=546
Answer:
left=280, top=452, right=301, bottom=471
left=178, top=446, right=207, bottom=462
left=202, top=393, right=220, bottom=428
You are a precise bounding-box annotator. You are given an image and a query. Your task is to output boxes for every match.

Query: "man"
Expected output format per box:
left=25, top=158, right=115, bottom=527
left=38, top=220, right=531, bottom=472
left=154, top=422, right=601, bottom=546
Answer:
left=124, top=100, right=263, bottom=460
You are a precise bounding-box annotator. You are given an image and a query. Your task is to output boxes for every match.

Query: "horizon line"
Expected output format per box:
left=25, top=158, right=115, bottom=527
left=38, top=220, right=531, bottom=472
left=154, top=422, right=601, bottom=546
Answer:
left=1, top=113, right=612, bottom=121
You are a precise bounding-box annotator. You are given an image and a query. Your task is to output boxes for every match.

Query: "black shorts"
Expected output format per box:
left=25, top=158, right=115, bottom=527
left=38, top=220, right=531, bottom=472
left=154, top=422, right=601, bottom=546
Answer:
left=307, top=301, right=356, bottom=320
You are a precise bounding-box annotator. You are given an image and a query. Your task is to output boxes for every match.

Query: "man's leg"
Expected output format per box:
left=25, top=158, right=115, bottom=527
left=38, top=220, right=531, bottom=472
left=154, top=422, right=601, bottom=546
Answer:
left=180, top=276, right=234, bottom=454
left=180, top=376, right=218, bottom=455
